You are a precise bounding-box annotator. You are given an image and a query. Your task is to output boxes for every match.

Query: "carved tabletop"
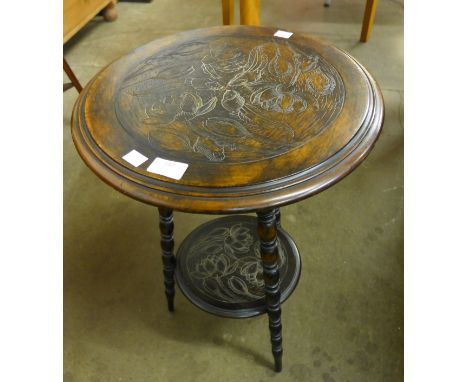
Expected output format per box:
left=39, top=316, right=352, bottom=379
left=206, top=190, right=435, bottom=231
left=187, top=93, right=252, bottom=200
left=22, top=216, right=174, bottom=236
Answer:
left=71, top=26, right=383, bottom=214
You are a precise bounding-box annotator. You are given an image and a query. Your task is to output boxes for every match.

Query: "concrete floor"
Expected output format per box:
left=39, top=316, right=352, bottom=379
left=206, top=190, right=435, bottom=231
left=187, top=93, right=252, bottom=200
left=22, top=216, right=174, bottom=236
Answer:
left=63, top=0, right=403, bottom=381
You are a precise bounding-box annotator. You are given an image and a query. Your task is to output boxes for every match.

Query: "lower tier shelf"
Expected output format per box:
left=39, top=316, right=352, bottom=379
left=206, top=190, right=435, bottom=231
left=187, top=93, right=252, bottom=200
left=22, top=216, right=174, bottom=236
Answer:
left=175, top=215, right=301, bottom=318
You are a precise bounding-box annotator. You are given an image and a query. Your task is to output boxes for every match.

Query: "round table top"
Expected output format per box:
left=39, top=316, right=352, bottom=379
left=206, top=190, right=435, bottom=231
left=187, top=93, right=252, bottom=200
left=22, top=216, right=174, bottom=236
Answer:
left=72, top=26, right=384, bottom=213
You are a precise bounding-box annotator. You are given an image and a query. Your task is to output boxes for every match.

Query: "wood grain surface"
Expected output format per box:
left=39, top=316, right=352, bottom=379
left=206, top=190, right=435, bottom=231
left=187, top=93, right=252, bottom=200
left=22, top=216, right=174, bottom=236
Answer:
left=71, top=26, right=384, bottom=213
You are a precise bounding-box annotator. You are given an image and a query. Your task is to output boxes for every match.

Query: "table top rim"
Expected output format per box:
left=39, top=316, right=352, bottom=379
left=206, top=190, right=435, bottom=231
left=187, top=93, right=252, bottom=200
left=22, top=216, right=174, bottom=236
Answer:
left=71, top=26, right=384, bottom=213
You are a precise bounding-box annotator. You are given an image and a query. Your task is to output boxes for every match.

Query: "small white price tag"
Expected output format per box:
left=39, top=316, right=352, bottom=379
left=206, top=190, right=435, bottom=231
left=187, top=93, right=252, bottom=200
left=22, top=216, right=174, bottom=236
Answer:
left=122, top=149, right=148, bottom=167
left=147, top=157, right=189, bottom=180
left=274, top=30, right=293, bottom=39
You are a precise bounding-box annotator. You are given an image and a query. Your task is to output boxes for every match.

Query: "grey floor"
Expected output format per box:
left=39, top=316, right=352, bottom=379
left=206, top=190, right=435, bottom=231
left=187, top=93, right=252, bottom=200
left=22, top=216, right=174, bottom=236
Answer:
left=63, top=0, right=403, bottom=381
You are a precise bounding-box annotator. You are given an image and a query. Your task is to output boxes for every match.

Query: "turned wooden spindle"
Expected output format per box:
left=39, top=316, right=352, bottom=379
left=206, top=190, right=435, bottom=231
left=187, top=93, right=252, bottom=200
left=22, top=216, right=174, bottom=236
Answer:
left=257, top=209, right=283, bottom=372
left=274, top=208, right=281, bottom=228
left=158, top=208, right=176, bottom=312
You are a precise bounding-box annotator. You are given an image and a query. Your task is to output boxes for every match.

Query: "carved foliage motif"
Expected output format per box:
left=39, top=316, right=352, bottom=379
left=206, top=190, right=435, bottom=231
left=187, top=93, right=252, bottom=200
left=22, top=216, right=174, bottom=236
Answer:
left=116, top=36, right=344, bottom=163
left=184, top=223, right=287, bottom=303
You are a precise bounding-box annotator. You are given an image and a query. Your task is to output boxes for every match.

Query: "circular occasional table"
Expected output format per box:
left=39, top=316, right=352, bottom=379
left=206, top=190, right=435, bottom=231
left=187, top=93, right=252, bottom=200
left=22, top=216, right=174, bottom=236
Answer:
left=71, top=26, right=384, bottom=372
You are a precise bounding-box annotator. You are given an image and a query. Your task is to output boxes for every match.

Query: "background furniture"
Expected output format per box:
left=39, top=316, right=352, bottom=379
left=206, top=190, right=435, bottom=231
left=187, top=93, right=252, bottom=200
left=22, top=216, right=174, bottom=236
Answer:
left=63, top=0, right=118, bottom=94
left=360, top=0, right=379, bottom=42
left=222, top=0, right=260, bottom=25
left=63, top=59, right=82, bottom=93
left=64, top=0, right=117, bottom=43
left=222, top=0, right=379, bottom=42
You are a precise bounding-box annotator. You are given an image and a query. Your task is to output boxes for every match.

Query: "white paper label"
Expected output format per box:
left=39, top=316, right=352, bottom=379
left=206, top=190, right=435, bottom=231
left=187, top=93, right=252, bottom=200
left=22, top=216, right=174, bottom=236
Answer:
left=274, top=30, right=293, bottom=39
left=122, top=149, right=148, bottom=167
left=147, top=157, right=189, bottom=180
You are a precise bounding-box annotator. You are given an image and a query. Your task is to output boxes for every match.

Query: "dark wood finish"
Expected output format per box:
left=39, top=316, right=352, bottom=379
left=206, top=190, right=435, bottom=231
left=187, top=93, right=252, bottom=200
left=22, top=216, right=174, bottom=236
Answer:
left=63, top=58, right=83, bottom=93
left=70, top=26, right=385, bottom=373
left=158, top=207, right=176, bottom=312
left=71, top=26, right=384, bottom=214
left=175, top=215, right=300, bottom=318
left=274, top=208, right=281, bottom=228
left=257, top=209, right=282, bottom=372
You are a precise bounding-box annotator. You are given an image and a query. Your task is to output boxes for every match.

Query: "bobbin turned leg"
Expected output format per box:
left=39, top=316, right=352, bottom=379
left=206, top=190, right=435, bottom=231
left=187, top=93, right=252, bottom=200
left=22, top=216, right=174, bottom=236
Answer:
left=274, top=208, right=281, bottom=228
left=158, top=208, right=176, bottom=312
left=257, top=209, right=283, bottom=372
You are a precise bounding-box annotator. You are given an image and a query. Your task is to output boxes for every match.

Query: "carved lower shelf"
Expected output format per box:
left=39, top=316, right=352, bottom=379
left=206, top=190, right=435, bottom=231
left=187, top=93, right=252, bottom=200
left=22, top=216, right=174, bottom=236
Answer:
left=175, top=215, right=301, bottom=318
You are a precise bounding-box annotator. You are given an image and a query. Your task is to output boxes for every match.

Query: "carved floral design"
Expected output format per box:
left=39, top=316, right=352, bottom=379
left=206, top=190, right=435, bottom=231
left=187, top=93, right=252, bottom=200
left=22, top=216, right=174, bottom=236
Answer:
left=116, top=37, right=344, bottom=162
left=185, top=223, right=286, bottom=303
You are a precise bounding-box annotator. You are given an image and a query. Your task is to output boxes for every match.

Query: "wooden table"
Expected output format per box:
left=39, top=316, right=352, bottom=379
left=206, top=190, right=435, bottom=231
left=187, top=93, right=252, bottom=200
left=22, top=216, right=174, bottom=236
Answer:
left=221, top=0, right=380, bottom=42
left=64, top=0, right=117, bottom=44
left=71, top=26, right=384, bottom=372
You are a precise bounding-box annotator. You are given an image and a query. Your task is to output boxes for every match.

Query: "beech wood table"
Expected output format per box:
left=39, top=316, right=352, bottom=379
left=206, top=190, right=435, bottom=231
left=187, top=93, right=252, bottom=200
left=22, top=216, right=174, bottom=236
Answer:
left=71, top=26, right=384, bottom=372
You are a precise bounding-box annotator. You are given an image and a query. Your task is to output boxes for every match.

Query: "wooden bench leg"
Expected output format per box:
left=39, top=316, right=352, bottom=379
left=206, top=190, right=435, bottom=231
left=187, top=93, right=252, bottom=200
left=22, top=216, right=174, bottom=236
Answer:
left=222, top=0, right=234, bottom=25
left=240, top=0, right=260, bottom=26
left=63, top=58, right=83, bottom=93
left=360, top=0, right=378, bottom=42
left=102, top=1, right=118, bottom=22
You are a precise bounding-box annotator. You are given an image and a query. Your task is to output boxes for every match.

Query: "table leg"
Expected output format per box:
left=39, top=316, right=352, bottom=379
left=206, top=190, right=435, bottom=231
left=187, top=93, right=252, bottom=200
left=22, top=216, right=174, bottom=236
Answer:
left=257, top=209, right=283, bottom=372
left=102, top=1, right=118, bottom=22
left=158, top=207, right=176, bottom=312
left=63, top=58, right=83, bottom=93
left=360, top=0, right=378, bottom=42
left=240, top=0, right=260, bottom=26
left=274, top=208, right=281, bottom=228
left=221, top=0, right=234, bottom=25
